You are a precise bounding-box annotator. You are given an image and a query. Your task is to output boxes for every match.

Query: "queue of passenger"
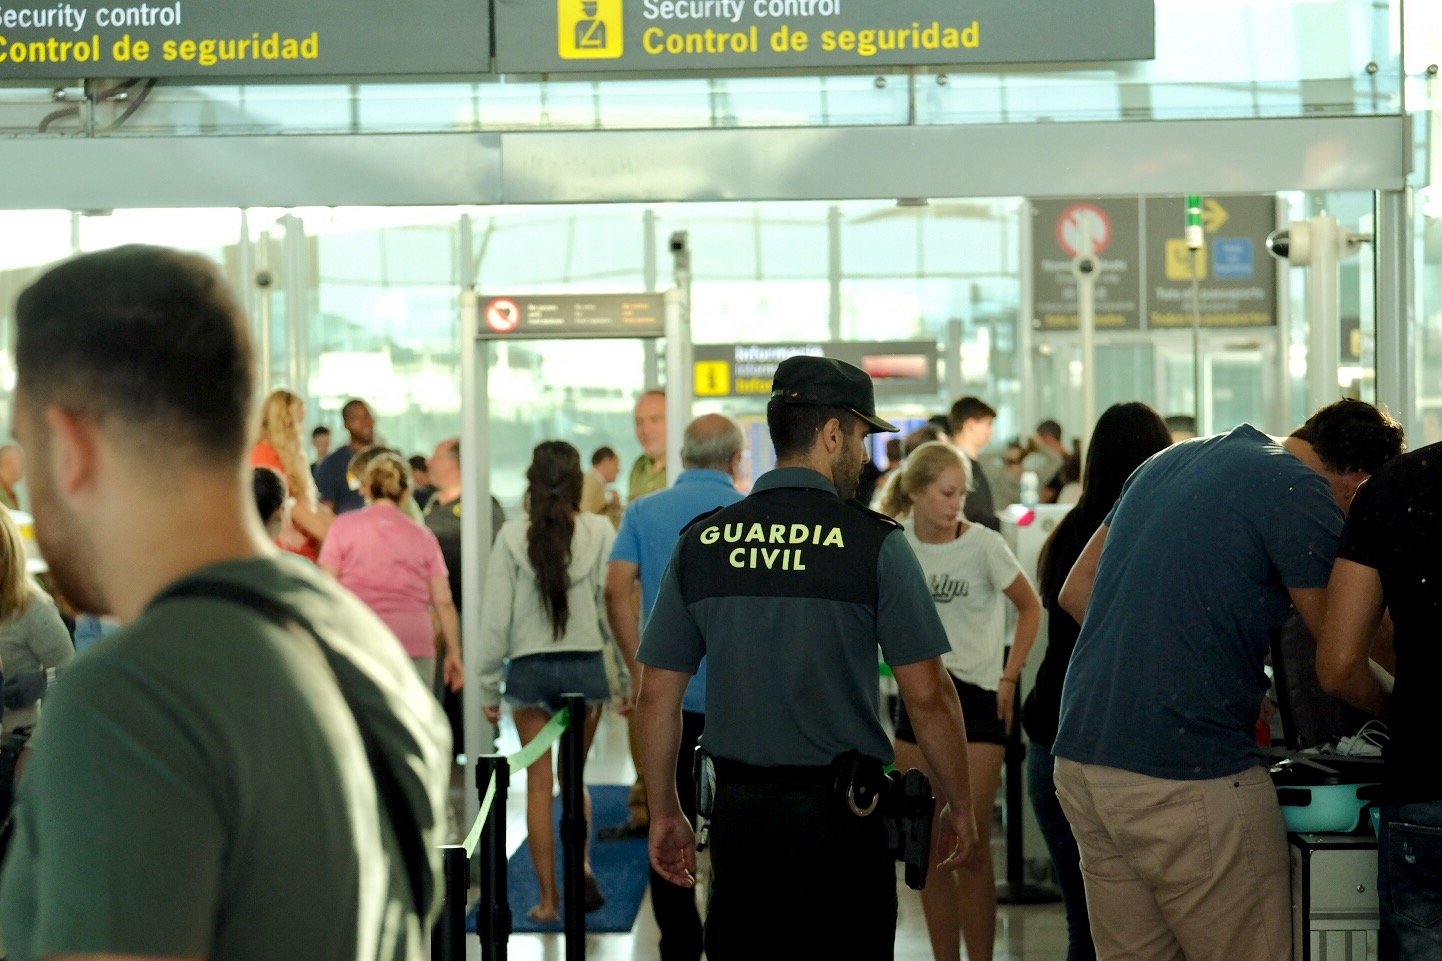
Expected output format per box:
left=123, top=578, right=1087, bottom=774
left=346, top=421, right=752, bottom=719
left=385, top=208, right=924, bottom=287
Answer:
left=0, top=240, right=1433, bottom=961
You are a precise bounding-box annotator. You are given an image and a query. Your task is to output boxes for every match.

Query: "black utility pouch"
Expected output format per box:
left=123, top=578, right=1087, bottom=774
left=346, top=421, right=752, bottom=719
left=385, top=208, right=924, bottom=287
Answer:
left=883, top=767, right=935, bottom=890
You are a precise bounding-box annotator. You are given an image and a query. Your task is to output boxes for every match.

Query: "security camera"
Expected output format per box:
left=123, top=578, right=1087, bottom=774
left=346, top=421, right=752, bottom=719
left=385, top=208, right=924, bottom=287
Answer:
left=254, top=269, right=275, bottom=289
left=1266, top=223, right=1311, bottom=264
left=1071, top=254, right=1099, bottom=279
left=668, top=231, right=688, bottom=254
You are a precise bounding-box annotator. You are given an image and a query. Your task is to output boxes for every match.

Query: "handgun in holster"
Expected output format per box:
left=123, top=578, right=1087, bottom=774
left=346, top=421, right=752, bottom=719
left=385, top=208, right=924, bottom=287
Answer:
left=883, top=767, right=935, bottom=890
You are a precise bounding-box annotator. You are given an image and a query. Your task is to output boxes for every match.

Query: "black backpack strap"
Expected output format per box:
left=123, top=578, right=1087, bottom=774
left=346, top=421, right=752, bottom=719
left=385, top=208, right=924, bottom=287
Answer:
left=148, top=578, right=434, bottom=917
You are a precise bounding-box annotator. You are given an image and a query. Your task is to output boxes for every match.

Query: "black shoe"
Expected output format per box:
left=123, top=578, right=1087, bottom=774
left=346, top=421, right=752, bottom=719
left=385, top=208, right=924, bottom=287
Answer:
left=583, top=871, right=607, bottom=913
left=598, top=822, right=648, bottom=841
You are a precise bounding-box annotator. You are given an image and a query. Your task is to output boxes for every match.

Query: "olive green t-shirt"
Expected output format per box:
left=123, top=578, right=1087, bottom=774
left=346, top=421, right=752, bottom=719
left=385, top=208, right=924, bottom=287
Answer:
left=0, top=555, right=452, bottom=961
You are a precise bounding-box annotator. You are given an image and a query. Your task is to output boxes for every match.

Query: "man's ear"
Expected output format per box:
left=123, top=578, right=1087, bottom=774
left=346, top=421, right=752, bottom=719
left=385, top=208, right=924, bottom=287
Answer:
left=42, top=406, right=102, bottom=498
left=819, top=416, right=845, bottom=455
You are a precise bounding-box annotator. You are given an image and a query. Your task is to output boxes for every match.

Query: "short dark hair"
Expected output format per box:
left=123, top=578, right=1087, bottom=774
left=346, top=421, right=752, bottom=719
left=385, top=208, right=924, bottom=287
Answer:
left=768, top=400, right=856, bottom=460
left=251, top=466, right=288, bottom=524
left=408, top=454, right=429, bottom=473
left=1036, top=419, right=1063, bottom=441
left=903, top=424, right=946, bottom=457
left=16, top=244, right=253, bottom=464
left=1291, top=398, right=1404, bottom=475
left=948, top=396, right=997, bottom=433
left=312, top=425, right=331, bottom=439
left=341, top=398, right=369, bottom=420
left=591, top=446, right=618, bottom=466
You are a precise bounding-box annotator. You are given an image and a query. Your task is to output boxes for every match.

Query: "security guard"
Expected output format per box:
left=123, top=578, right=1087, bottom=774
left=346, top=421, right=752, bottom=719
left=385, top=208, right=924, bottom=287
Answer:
left=634, top=355, right=978, bottom=960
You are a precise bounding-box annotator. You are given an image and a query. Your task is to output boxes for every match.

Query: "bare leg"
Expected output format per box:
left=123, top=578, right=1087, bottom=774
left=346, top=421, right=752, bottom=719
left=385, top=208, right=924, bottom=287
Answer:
left=582, top=705, right=604, bottom=873
left=955, top=743, right=1005, bottom=961
left=895, top=737, right=962, bottom=961
left=514, top=706, right=560, bottom=922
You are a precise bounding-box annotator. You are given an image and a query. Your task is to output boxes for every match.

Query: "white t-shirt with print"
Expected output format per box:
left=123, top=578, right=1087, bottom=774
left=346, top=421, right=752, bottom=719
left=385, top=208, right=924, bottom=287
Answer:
left=901, top=517, right=1026, bottom=690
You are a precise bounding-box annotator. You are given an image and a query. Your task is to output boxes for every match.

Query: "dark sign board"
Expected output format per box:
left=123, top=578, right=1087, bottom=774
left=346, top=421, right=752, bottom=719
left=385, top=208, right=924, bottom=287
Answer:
left=0, top=0, right=489, bottom=80
left=1143, top=195, right=1278, bottom=329
left=1031, top=194, right=1278, bottom=332
left=1031, top=198, right=1142, bottom=331
left=475, top=292, right=666, bottom=339
left=693, top=341, right=938, bottom=398
left=495, top=0, right=1155, bottom=74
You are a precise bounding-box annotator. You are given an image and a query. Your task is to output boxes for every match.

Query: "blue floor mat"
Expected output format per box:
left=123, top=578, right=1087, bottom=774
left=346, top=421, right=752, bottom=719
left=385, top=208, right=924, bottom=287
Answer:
left=466, top=784, right=650, bottom=935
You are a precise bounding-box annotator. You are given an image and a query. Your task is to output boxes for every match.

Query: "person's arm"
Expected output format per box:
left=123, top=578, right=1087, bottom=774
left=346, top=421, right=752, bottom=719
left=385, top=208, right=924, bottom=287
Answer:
left=891, top=657, right=976, bottom=871
left=997, top=572, right=1042, bottom=732
left=1315, top=559, right=1389, bottom=716
left=27, top=595, right=76, bottom=672
left=290, top=497, right=334, bottom=542
left=633, top=665, right=695, bottom=888
left=477, top=544, right=515, bottom=724
left=1058, top=523, right=1108, bottom=623
left=429, top=576, right=464, bottom=692
left=604, top=560, right=643, bottom=711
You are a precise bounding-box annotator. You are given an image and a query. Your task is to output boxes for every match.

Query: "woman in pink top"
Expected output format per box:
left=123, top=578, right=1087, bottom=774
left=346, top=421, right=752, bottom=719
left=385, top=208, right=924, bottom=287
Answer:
left=319, top=450, right=464, bottom=694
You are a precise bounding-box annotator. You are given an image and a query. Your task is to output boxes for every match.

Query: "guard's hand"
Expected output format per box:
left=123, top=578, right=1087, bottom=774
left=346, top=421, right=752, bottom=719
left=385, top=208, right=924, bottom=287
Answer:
left=616, top=665, right=643, bottom=717
left=934, top=801, right=978, bottom=872
left=648, top=812, right=698, bottom=889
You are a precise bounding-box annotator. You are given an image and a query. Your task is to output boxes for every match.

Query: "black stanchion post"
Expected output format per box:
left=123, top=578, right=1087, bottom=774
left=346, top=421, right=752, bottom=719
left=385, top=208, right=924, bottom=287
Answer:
left=476, top=754, right=511, bottom=960
left=995, top=681, right=1061, bottom=905
left=432, top=844, right=469, bottom=961
left=559, top=692, right=587, bottom=961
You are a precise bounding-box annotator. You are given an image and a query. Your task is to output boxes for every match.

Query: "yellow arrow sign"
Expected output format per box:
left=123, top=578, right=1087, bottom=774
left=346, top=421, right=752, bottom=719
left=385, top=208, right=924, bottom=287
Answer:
left=1203, top=198, right=1229, bottom=233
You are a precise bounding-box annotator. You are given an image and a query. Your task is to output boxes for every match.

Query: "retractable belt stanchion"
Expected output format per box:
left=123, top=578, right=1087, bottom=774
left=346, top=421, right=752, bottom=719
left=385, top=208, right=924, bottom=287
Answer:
left=431, top=844, right=469, bottom=961
left=475, top=754, right=512, bottom=960
left=558, top=692, right=587, bottom=961
left=995, top=682, right=1060, bottom=906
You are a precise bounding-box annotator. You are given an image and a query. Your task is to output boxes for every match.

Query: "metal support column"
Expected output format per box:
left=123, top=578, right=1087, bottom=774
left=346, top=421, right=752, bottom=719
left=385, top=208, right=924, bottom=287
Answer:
left=475, top=754, right=511, bottom=961
left=1374, top=190, right=1414, bottom=432
left=559, top=693, right=588, bottom=961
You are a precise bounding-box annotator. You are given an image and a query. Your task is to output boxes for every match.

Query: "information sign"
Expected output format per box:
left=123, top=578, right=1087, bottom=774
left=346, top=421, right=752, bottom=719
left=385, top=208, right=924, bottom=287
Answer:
left=692, top=340, right=937, bottom=398
left=475, top=292, right=667, bottom=339
left=1143, top=195, right=1277, bottom=328
left=1031, top=198, right=1142, bottom=331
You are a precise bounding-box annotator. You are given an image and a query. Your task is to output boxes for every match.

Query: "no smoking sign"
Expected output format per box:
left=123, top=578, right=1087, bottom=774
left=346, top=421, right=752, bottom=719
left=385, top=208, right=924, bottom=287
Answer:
left=1056, top=203, right=1113, bottom=257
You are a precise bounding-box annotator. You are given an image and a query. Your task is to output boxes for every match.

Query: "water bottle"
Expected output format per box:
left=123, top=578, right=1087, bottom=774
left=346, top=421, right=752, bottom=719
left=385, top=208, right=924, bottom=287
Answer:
left=1019, top=470, right=1039, bottom=508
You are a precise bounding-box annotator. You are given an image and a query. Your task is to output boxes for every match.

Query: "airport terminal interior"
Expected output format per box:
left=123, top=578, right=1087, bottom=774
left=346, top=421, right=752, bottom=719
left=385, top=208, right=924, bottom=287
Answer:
left=0, top=0, right=1439, bottom=958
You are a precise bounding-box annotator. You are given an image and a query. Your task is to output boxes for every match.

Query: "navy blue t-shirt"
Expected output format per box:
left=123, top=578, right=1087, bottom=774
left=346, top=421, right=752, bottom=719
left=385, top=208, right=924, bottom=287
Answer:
left=1053, top=426, right=1343, bottom=780
left=315, top=445, right=365, bottom=515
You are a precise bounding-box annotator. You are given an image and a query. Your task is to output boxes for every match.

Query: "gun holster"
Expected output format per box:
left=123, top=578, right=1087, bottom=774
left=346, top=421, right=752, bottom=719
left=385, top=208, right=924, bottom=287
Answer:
left=883, top=767, right=936, bottom=890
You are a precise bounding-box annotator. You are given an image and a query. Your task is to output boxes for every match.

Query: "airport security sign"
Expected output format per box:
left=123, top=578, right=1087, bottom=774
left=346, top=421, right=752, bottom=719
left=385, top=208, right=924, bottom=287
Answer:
left=0, top=0, right=489, bottom=79
left=495, top=0, right=1155, bottom=74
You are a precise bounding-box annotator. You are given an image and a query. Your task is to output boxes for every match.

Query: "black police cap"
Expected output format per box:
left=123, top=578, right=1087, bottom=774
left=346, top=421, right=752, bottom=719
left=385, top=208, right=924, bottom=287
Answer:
left=770, top=355, right=899, bottom=434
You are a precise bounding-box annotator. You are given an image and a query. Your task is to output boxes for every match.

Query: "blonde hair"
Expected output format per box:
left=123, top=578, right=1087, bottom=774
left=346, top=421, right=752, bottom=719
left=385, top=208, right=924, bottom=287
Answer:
left=0, top=508, right=35, bottom=622
left=257, top=389, right=318, bottom=504
left=878, top=440, right=971, bottom=519
left=357, top=449, right=411, bottom=504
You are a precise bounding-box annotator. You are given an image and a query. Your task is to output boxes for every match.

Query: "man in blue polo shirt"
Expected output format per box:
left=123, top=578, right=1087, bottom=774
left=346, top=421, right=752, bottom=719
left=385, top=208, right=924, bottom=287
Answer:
left=603, top=412, right=745, bottom=961
left=1052, top=398, right=1404, bottom=961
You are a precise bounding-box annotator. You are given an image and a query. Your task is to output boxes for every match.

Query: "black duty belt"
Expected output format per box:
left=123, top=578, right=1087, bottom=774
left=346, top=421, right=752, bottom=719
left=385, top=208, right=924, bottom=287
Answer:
left=710, top=756, right=834, bottom=786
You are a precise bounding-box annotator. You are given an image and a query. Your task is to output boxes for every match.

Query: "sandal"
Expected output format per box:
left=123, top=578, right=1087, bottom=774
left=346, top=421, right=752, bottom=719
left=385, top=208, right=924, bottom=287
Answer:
left=583, top=871, right=606, bottom=913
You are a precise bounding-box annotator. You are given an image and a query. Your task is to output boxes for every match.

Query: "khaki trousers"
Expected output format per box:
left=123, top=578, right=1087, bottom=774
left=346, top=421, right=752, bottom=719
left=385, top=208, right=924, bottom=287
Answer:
left=1053, top=758, right=1291, bottom=961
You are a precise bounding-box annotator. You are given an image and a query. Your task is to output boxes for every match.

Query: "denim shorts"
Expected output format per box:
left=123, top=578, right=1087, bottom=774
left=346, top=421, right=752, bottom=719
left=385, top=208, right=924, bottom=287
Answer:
left=1377, top=799, right=1442, bottom=961
left=503, top=650, right=611, bottom=712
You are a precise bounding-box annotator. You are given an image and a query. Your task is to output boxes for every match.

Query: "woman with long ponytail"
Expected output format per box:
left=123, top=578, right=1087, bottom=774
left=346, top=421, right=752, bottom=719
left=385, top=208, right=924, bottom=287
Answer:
left=478, top=440, right=616, bottom=924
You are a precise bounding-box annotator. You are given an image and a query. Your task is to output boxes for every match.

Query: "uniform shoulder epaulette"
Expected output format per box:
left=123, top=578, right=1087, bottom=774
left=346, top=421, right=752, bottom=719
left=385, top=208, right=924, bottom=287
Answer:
left=678, top=504, right=727, bottom=536
left=848, top=500, right=902, bottom=530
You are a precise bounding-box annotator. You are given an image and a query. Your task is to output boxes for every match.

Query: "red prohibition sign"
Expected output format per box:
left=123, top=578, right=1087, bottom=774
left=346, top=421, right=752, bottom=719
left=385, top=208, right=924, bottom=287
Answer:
left=1056, top=203, right=1113, bottom=257
left=485, top=297, right=521, bottom=334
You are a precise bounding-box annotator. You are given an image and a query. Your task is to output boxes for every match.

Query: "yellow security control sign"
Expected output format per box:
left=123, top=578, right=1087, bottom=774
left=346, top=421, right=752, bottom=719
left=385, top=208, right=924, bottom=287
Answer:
left=1164, top=238, right=1208, bottom=281
left=558, top=0, right=623, bottom=59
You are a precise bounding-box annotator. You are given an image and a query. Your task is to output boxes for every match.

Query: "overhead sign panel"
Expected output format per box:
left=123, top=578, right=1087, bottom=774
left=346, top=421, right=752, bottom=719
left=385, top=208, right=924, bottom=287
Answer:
left=1144, top=195, right=1278, bottom=328
left=693, top=341, right=938, bottom=398
left=495, top=0, right=1155, bottom=74
left=1031, top=195, right=1278, bottom=331
left=476, top=292, right=667, bottom=339
left=0, top=0, right=489, bottom=80
left=1031, top=198, right=1143, bottom=331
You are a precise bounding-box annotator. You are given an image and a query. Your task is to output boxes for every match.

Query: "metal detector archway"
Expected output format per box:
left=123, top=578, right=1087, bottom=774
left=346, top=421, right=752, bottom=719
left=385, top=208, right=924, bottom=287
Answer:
left=458, top=242, right=693, bottom=827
